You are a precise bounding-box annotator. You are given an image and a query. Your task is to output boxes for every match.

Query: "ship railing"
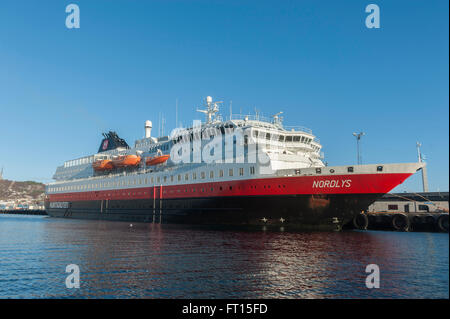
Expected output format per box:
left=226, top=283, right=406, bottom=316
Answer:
left=230, top=115, right=314, bottom=135
left=283, top=126, right=313, bottom=135
left=230, top=114, right=273, bottom=123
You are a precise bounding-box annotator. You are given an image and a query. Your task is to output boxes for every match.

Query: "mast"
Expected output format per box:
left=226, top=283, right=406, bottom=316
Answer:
left=197, top=96, right=222, bottom=124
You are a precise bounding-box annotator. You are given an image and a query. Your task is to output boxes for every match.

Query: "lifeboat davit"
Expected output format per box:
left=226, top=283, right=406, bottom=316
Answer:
left=92, top=159, right=114, bottom=171
left=146, top=154, right=170, bottom=166
left=111, top=155, right=141, bottom=168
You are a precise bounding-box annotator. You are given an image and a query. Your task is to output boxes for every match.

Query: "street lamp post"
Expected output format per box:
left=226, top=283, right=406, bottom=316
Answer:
left=352, top=132, right=365, bottom=165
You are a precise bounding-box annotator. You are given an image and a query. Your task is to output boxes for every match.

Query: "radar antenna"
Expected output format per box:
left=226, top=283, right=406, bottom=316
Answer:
left=272, top=111, right=284, bottom=127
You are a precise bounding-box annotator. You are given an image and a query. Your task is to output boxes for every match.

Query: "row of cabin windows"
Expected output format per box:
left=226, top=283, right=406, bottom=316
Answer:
left=49, top=167, right=256, bottom=192
left=252, top=130, right=313, bottom=144
left=64, top=156, right=94, bottom=168
left=53, top=182, right=289, bottom=200
left=388, top=204, right=429, bottom=211
left=148, top=143, right=169, bottom=153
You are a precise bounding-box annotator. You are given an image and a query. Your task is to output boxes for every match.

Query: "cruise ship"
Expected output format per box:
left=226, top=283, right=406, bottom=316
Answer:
left=45, top=96, right=424, bottom=230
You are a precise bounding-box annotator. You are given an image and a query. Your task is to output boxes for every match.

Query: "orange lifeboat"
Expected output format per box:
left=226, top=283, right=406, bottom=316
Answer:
left=111, top=155, right=141, bottom=168
left=146, top=154, right=170, bottom=166
left=92, top=159, right=114, bottom=171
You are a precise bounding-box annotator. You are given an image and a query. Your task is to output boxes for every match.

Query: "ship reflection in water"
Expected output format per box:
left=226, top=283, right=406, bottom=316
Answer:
left=0, top=214, right=448, bottom=298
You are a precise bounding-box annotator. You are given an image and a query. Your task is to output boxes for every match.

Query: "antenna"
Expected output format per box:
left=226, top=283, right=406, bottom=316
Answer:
left=272, top=112, right=284, bottom=127
left=175, top=98, right=178, bottom=129
left=230, top=100, right=232, bottom=120
left=158, top=112, right=161, bottom=137
left=162, top=114, right=166, bottom=136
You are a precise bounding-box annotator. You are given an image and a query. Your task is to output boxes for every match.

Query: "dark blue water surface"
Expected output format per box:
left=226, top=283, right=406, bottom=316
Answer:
left=0, top=214, right=448, bottom=298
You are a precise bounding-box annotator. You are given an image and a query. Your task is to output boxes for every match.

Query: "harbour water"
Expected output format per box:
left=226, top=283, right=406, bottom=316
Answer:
left=0, top=214, right=448, bottom=299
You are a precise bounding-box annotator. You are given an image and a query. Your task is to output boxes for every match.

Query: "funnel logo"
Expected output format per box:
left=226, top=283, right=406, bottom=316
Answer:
left=102, top=139, right=109, bottom=150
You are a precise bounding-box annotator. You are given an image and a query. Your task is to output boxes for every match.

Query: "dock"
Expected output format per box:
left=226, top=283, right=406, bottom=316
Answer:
left=0, top=209, right=47, bottom=216
left=349, top=211, right=448, bottom=232
left=347, top=191, right=449, bottom=232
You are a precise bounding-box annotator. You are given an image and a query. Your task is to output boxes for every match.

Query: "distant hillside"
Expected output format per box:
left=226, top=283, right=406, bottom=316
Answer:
left=0, top=179, right=45, bottom=202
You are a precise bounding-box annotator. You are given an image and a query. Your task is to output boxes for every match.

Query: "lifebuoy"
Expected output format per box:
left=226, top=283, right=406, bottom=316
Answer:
left=353, top=212, right=369, bottom=230
left=392, top=213, right=410, bottom=231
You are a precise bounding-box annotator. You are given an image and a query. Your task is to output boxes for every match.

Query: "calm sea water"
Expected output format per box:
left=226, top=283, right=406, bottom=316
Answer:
left=0, top=214, right=448, bottom=299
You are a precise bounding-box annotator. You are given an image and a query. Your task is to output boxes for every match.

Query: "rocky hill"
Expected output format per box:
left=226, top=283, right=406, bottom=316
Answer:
left=0, top=179, right=45, bottom=203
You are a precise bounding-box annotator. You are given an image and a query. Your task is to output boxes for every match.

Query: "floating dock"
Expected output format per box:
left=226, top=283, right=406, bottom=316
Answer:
left=347, top=192, right=449, bottom=232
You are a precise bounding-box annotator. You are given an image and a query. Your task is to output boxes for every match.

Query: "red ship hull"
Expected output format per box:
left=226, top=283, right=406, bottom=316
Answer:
left=45, top=170, right=417, bottom=230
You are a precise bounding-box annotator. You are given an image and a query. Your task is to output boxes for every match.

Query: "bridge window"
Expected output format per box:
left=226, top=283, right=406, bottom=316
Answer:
left=294, top=136, right=300, bottom=142
left=229, top=169, right=233, bottom=177
left=239, top=168, right=244, bottom=176
left=286, top=136, right=292, bottom=142
left=185, top=174, right=189, bottom=181
left=210, top=171, right=214, bottom=178
left=201, top=172, right=206, bottom=179
left=219, top=169, right=224, bottom=177
left=250, top=167, right=255, bottom=175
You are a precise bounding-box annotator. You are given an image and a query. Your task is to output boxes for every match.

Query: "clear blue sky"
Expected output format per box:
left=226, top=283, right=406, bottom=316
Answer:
left=0, top=0, right=448, bottom=192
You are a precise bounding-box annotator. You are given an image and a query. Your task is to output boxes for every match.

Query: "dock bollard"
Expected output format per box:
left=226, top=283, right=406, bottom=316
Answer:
left=392, top=213, right=410, bottom=232
left=352, top=212, right=369, bottom=230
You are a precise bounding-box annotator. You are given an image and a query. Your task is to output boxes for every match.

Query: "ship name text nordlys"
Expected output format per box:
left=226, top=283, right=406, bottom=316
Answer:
left=312, top=179, right=352, bottom=188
